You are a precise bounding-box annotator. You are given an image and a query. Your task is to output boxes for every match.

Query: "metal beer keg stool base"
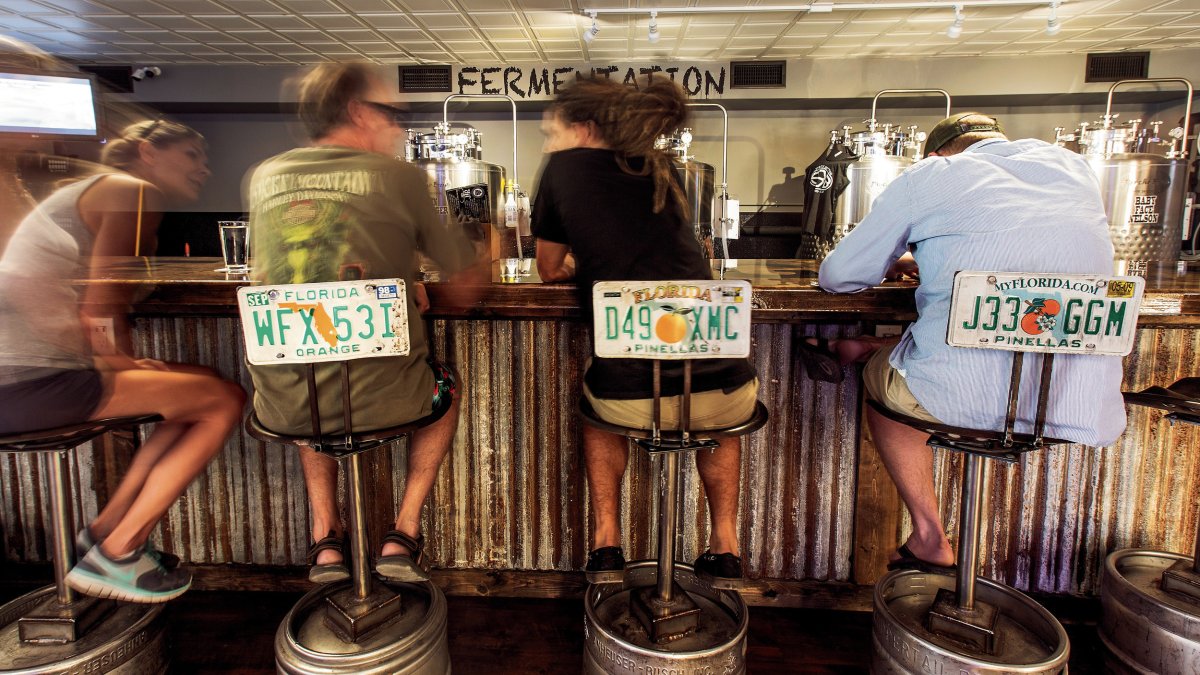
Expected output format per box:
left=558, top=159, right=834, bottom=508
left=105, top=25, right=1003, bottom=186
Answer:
left=872, top=571, right=1069, bottom=674
left=0, top=587, right=167, bottom=675
left=275, top=579, right=449, bottom=675
left=576, top=360, right=768, bottom=675
left=583, top=560, right=749, bottom=675
left=1101, top=382, right=1200, bottom=674
left=0, top=414, right=169, bottom=675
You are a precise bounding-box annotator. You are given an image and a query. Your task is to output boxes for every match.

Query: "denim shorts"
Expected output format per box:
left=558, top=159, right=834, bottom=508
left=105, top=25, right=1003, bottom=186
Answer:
left=0, top=368, right=104, bottom=434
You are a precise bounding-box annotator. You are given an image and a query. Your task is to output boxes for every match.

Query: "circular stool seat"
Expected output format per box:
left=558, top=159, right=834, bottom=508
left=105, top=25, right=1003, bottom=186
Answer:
left=0, top=414, right=163, bottom=453
left=578, top=399, right=769, bottom=451
left=867, top=400, right=1067, bottom=462
left=245, top=395, right=451, bottom=457
left=0, top=414, right=169, bottom=674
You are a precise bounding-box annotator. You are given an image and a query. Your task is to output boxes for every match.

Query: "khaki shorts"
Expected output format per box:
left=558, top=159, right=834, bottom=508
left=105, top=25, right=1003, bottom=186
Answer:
left=584, top=378, right=759, bottom=431
left=862, top=344, right=940, bottom=423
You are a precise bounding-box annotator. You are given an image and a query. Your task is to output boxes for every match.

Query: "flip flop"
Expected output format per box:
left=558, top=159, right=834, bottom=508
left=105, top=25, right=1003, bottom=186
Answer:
left=796, top=337, right=845, bottom=383
left=376, top=530, right=431, bottom=582
left=886, top=544, right=956, bottom=575
left=308, top=530, right=350, bottom=584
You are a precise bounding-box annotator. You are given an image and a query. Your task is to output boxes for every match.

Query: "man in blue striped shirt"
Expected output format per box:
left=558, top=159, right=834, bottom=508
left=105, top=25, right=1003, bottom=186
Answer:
left=818, top=113, right=1124, bottom=571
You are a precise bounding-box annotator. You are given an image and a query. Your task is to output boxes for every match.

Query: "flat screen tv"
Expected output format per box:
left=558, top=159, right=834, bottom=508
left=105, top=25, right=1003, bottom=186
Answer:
left=0, top=68, right=100, bottom=140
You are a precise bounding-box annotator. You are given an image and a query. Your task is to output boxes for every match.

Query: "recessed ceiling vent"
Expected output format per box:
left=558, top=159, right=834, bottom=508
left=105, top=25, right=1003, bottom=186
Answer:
left=731, top=60, right=786, bottom=89
left=399, top=65, right=452, bottom=93
left=1085, top=52, right=1149, bottom=83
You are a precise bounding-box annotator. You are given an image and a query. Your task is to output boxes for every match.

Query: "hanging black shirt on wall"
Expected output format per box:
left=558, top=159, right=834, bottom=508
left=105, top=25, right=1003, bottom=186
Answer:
left=801, top=141, right=856, bottom=240
left=531, top=148, right=756, bottom=400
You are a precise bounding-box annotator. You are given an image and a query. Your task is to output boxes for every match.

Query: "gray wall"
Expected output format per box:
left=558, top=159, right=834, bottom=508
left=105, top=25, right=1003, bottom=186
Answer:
left=122, top=49, right=1200, bottom=213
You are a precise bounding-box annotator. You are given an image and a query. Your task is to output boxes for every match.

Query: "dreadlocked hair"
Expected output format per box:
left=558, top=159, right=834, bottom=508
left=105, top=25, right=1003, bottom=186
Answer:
left=548, top=75, right=691, bottom=220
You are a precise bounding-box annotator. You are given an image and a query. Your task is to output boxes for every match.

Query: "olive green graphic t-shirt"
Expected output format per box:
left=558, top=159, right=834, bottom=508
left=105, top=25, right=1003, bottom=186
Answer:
left=246, top=146, right=475, bottom=434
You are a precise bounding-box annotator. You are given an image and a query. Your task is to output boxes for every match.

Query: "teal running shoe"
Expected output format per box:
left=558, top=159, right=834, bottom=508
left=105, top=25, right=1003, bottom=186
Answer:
left=65, top=545, right=191, bottom=603
left=75, top=527, right=181, bottom=570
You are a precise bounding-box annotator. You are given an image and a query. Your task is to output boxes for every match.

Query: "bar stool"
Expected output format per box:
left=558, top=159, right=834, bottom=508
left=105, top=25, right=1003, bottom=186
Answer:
left=870, top=271, right=1143, bottom=675
left=1101, top=377, right=1200, bottom=674
left=0, top=414, right=171, bottom=674
left=235, top=280, right=451, bottom=675
left=578, top=279, right=767, bottom=675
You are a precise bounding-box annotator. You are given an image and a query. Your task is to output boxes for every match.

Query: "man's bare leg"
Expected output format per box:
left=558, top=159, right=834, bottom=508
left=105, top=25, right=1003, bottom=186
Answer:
left=584, top=425, right=629, bottom=550
left=383, top=397, right=459, bottom=557
left=299, top=447, right=343, bottom=565
left=867, top=407, right=954, bottom=566
left=695, top=437, right=741, bottom=556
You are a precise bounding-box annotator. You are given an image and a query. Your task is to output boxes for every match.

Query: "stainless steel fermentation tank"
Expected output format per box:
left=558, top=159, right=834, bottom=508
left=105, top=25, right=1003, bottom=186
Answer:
left=802, top=89, right=950, bottom=259
left=657, top=103, right=738, bottom=261
left=404, top=94, right=527, bottom=264
left=1052, top=78, right=1193, bottom=264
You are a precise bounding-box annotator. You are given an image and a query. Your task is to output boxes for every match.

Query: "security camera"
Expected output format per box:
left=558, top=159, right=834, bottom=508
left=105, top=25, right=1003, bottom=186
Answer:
left=131, top=66, right=161, bottom=81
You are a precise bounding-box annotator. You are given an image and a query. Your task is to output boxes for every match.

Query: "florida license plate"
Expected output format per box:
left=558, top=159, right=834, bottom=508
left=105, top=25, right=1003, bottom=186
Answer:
left=237, top=279, right=411, bottom=365
left=947, top=272, right=1144, bottom=356
left=592, top=280, right=752, bottom=360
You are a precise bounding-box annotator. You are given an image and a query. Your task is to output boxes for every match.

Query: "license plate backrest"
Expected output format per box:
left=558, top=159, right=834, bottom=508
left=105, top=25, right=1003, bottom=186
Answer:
left=591, top=280, right=753, bottom=360
left=236, top=279, right=411, bottom=365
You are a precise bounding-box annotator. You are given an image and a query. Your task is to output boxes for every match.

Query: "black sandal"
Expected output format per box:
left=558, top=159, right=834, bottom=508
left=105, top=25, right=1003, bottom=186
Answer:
left=886, top=544, right=956, bottom=575
left=376, top=530, right=431, bottom=582
left=308, top=530, right=350, bottom=584
left=584, top=546, right=626, bottom=584
left=796, top=337, right=845, bottom=383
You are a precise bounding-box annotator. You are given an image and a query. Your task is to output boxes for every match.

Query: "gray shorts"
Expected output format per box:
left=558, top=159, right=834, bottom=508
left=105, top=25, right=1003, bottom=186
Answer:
left=0, top=368, right=104, bottom=434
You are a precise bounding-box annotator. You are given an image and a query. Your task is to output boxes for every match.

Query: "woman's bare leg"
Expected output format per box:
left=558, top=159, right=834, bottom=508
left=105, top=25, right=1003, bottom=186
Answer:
left=86, top=369, right=245, bottom=557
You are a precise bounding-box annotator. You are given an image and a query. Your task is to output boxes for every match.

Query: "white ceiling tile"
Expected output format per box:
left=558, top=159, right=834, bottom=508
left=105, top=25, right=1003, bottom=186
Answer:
left=358, top=13, right=417, bottom=28
left=327, top=28, right=377, bottom=39
left=0, top=15, right=55, bottom=29
left=196, top=15, right=266, bottom=30
left=398, top=0, right=455, bottom=9
left=274, top=0, right=341, bottom=11
left=36, top=16, right=109, bottom=30
left=101, top=0, right=173, bottom=12
left=38, top=0, right=120, bottom=12
left=339, top=0, right=396, bottom=10
left=472, top=12, right=521, bottom=27
left=307, top=14, right=366, bottom=29
left=523, top=11, right=574, bottom=26
left=381, top=28, right=425, bottom=39
left=414, top=13, right=468, bottom=27
left=353, top=41, right=402, bottom=53
left=531, top=26, right=576, bottom=38
left=228, top=29, right=279, bottom=41
left=250, top=15, right=312, bottom=29
left=222, top=0, right=284, bottom=10
left=146, top=16, right=213, bottom=30
left=482, top=27, right=527, bottom=38
left=430, top=28, right=477, bottom=39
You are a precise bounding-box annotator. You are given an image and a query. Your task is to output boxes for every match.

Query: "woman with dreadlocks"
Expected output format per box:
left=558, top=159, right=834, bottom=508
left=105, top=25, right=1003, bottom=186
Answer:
left=532, top=75, right=759, bottom=588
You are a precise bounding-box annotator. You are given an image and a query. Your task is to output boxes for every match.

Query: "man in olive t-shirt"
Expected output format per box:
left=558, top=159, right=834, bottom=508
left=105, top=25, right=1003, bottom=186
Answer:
left=246, top=63, right=476, bottom=584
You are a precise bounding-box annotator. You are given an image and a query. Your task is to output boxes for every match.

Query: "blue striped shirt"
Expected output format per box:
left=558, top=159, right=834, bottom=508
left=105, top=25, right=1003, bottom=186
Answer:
left=819, top=138, right=1125, bottom=446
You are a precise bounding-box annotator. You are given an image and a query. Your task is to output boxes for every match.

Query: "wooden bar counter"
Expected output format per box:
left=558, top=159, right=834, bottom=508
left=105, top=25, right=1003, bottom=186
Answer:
left=3, top=257, right=1198, bottom=607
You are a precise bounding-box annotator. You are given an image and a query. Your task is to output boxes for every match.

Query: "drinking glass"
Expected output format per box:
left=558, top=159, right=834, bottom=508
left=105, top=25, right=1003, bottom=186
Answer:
left=218, top=221, right=250, bottom=273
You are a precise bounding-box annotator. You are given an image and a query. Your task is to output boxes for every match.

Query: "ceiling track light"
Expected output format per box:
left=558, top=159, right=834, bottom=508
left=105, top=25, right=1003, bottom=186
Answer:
left=581, top=1, right=1063, bottom=16
left=583, top=11, right=599, bottom=43
left=1046, top=1, right=1061, bottom=35
left=648, top=11, right=660, bottom=43
left=946, top=4, right=963, bottom=38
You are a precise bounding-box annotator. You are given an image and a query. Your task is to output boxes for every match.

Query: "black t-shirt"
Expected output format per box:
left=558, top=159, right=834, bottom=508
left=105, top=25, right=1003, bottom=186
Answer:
left=532, top=148, right=756, bottom=400
left=801, top=141, right=855, bottom=240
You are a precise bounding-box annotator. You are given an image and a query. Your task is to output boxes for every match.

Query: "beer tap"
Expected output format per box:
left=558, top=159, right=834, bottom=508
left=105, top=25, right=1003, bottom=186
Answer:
left=841, top=125, right=852, bottom=146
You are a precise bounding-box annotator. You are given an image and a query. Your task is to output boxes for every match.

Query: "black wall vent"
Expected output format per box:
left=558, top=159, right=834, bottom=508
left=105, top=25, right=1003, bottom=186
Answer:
left=731, top=60, right=786, bottom=89
left=1086, top=52, right=1149, bottom=83
left=399, top=65, right=452, bottom=92
left=78, top=65, right=133, bottom=93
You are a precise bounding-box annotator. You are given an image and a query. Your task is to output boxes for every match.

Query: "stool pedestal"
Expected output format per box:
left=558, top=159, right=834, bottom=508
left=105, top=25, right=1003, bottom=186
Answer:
left=868, top=433, right=1069, bottom=674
